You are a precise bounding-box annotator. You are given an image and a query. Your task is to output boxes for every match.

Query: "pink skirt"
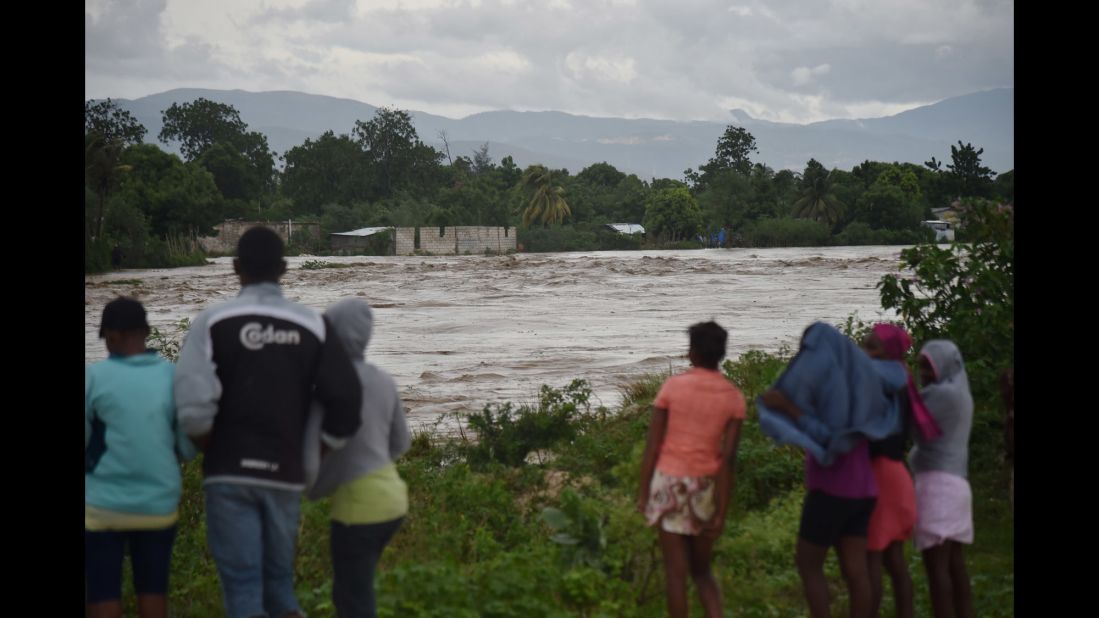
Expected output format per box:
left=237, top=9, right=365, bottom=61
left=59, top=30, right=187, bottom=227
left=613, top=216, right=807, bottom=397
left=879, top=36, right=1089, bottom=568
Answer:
left=914, top=470, right=974, bottom=551
left=644, top=469, right=716, bottom=535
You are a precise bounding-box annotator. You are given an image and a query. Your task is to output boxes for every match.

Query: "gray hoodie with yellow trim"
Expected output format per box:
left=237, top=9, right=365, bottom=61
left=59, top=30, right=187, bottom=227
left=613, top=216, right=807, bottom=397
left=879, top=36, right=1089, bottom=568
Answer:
left=304, top=299, right=411, bottom=499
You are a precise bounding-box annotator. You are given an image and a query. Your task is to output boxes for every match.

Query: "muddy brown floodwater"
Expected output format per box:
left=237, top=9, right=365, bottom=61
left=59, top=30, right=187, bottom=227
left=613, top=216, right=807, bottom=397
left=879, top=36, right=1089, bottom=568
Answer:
left=85, top=246, right=905, bottom=432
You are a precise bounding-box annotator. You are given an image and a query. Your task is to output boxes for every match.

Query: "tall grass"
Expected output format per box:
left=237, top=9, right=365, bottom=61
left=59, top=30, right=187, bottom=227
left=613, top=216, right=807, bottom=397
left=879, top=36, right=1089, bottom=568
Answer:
left=142, top=348, right=1012, bottom=617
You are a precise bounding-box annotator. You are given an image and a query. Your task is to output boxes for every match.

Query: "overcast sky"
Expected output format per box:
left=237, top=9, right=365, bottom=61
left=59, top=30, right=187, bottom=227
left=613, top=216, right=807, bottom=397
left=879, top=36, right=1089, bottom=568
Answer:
left=85, top=0, right=1013, bottom=124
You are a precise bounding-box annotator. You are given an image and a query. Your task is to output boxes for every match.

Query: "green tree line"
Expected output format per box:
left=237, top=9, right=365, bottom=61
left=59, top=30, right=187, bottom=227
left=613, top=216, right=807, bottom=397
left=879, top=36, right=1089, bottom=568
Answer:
left=85, top=97, right=1014, bottom=271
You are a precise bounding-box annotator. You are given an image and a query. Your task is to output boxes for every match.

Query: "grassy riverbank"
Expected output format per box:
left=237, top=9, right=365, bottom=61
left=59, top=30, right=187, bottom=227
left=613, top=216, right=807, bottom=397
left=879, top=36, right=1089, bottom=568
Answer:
left=139, top=348, right=1012, bottom=617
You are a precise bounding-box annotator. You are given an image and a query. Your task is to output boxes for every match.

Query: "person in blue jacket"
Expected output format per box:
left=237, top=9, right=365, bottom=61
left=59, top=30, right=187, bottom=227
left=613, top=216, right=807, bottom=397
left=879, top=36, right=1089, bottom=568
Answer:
left=85, top=297, right=196, bottom=618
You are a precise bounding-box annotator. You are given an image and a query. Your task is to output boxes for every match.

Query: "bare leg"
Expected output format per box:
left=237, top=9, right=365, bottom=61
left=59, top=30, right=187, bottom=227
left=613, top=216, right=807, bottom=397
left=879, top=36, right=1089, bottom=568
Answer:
left=922, top=544, right=954, bottom=618
left=836, top=536, right=872, bottom=618
left=135, top=595, right=167, bottom=618
left=882, top=541, right=914, bottom=618
left=688, top=534, right=723, bottom=618
left=658, top=529, right=690, bottom=618
left=948, top=542, right=974, bottom=618
left=867, top=550, right=884, bottom=617
left=86, top=602, right=123, bottom=618
left=796, top=538, right=831, bottom=618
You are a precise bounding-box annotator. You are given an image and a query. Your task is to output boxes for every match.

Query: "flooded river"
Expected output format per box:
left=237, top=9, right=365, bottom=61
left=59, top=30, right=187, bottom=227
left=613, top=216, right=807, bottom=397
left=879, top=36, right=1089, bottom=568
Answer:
left=85, top=246, right=905, bottom=430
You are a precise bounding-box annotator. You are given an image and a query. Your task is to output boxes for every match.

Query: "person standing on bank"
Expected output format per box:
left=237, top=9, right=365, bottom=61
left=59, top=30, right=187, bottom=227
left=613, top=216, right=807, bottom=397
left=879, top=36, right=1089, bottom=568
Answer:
left=174, top=227, right=363, bottom=618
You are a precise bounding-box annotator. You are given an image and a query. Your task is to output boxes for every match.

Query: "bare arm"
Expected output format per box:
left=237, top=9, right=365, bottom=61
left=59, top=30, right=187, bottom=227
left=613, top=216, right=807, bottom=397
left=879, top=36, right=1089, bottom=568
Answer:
left=190, top=433, right=212, bottom=452
left=637, top=406, right=669, bottom=514
left=703, top=418, right=744, bottom=538
left=761, top=388, right=802, bottom=421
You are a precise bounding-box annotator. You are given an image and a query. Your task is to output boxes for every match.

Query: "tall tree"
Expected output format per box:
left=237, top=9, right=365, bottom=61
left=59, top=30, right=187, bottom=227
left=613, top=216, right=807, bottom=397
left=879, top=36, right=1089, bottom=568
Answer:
left=85, top=99, right=147, bottom=146
left=993, top=170, right=1014, bottom=204
left=571, top=162, right=629, bottom=223
left=85, top=133, right=133, bottom=240
left=281, top=131, right=370, bottom=214
left=853, top=184, right=923, bottom=231
left=643, top=187, right=703, bottom=241
left=115, top=144, right=224, bottom=238
left=353, top=107, right=443, bottom=198
left=159, top=98, right=258, bottom=160
left=472, top=143, right=494, bottom=175
left=85, top=99, right=147, bottom=240
left=697, top=169, right=752, bottom=231
left=438, top=129, right=454, bottom=166
left=158, top=98, right=276, bottom=203
left=577, top=162, right=627, bottom=188
left=520, top=165, right=571, bottom=227
left=793, top=159, right=844, bottom=227
left=947, top=141, right=994, bottom=198
left=607, top=174, right=649, bottom=223
left=652, top=178, right=689, bottom=192
left=497, top=156, right=522, bottom=189
left=689, top=126, right=759, bottom=191
left=709, top=126, right=758, bottom=176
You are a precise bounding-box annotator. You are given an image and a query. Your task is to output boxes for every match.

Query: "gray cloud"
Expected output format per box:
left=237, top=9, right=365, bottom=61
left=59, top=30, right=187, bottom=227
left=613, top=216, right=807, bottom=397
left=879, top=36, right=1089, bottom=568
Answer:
left=85, top=0, right=1014, bottom=123
left=252, top=0, right=357, bottom=25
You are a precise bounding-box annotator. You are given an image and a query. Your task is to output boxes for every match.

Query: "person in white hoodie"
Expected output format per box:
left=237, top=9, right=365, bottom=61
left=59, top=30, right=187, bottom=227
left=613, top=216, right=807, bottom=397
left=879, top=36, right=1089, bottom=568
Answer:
left=304, top=298, right=411, bottom=618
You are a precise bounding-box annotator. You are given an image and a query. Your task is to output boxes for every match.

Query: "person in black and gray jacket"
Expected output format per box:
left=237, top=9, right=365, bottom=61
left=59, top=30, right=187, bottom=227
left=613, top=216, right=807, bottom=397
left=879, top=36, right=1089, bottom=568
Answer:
left=174, top=226, right=362, bottom=618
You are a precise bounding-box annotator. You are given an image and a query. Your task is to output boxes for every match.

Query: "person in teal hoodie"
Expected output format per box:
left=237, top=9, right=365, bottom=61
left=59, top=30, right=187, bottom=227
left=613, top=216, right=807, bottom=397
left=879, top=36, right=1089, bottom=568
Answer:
left=303, top=299, right=411, bottom=618
left=85, top=297, right=195, bottom=618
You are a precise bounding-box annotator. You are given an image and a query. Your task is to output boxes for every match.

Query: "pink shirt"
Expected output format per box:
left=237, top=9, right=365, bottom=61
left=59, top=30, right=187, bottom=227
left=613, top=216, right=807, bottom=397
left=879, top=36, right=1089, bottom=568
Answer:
left=654, top=368, right=746, bottom=477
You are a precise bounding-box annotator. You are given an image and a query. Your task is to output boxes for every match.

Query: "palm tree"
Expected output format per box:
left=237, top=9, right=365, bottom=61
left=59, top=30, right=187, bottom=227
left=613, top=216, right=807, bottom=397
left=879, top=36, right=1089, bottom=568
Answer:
left=520, top=165, right=571, bottom=227
left=85, top=132, right=133, bottom=240
left=793, top=159, right=843, bottom=227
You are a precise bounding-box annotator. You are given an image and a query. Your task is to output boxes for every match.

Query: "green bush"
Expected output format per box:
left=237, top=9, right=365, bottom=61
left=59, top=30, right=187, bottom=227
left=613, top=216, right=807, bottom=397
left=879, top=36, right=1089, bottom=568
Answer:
left=519, top=224, right=599, bottom=252
left=462, top=380, right=593, bottom=468
left=743, top=218, right=832, bottom=247
left=722, top=349, right=789, bottom=401
left=85, top=237, right=112, bottom=273
left=542, top=489, right=608, bottom=569
left=878, top=199, right=1013, bottom=401
left=519, top=223, right=648, bottom=253
left=148, top=318, right=191, bottom=362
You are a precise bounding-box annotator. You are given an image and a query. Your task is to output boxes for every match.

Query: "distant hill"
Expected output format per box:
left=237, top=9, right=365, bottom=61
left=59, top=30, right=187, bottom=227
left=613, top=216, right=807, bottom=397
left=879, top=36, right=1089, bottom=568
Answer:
left=104, top=87, right=1014, bottom=179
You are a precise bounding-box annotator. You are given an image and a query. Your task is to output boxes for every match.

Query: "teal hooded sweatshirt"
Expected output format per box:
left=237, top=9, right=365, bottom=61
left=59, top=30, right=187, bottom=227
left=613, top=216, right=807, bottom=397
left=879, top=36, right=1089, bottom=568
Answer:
left=85, top=351, right=195, bottom=515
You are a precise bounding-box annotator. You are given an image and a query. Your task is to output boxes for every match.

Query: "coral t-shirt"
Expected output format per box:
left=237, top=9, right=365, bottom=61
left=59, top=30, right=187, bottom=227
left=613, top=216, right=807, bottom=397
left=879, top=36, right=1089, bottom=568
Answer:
left=654, top=368, right=747, bottom=477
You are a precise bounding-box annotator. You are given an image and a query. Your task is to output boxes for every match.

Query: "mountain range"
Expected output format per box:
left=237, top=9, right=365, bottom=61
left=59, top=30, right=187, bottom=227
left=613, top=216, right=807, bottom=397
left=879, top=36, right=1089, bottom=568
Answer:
left=105, top=87, right=1014, bottom=180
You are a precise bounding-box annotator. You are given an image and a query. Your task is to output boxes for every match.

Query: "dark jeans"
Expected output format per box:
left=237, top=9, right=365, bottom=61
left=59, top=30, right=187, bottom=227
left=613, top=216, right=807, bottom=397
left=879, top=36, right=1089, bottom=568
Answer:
left=331, top=517, right=404, bottom=618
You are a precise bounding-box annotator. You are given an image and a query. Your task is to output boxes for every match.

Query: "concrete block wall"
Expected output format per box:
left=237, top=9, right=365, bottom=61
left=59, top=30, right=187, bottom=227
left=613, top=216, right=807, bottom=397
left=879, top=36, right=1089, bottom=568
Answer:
left=454, top=226, right=516, bottom=254
left=389, top=226, right=516, bottom=255
left=394, top=227, right=417, bottom=255
left=198, top=220, right=320, bottom=254
left=420, top=226, right=456, bottom=254
left=498, top=226, right=516, bottom=253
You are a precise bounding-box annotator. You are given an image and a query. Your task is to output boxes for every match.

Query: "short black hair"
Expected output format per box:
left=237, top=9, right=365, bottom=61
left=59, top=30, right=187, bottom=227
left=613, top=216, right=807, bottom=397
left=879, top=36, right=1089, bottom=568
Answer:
left=689, top=321, right=727, bottom=369
left=237, top=226, right=285, bottom=281
left=99, top=297, right=149, bottom=338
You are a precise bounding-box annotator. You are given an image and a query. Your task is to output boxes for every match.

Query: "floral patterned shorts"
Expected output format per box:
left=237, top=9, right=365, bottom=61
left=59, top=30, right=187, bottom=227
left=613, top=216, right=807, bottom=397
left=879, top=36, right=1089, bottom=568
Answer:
left=644, top=469, right=716, bottom=535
